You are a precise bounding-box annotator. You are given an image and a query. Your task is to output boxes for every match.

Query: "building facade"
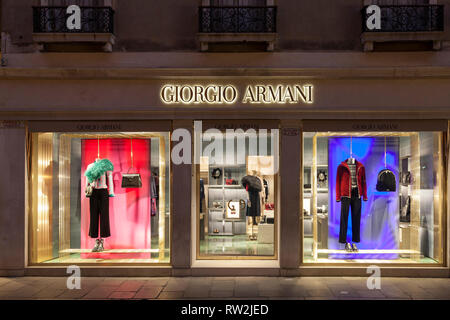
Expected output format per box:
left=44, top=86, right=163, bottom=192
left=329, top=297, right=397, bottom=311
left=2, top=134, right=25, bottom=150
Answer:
left=0, top=0, right=449, bottom=277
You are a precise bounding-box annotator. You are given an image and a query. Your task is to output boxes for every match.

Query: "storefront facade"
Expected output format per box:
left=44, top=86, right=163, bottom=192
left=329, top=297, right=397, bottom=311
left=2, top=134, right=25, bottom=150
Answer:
left=0, top=1, right=449, bottom=277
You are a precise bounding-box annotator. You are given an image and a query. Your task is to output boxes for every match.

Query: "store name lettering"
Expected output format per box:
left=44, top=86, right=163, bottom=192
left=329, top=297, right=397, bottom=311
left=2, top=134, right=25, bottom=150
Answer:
left=76, top=124, right=121, bottom=131
left=160, top=84, right=314, bottom=105
left=352, top=123, right=399, bottom=131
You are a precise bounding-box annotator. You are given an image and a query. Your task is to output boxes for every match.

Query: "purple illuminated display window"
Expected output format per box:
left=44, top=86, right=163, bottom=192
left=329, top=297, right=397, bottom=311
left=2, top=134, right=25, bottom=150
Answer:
left=328, top=137, right=399, bottom=259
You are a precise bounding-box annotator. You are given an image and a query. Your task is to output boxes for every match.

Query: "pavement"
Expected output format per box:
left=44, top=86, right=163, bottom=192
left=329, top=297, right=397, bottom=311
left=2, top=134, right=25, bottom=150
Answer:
left=0, top=276, right=448, bottom=300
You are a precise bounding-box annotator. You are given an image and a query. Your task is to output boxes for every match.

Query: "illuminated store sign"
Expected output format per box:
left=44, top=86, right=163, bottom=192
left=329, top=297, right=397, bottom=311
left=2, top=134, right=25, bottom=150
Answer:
left=160, top=84, right=314, bottom=105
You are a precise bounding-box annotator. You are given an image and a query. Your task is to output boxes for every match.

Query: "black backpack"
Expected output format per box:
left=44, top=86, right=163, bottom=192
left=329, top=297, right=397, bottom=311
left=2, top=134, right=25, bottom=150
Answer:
left=376, top=169, right=396, bottom=192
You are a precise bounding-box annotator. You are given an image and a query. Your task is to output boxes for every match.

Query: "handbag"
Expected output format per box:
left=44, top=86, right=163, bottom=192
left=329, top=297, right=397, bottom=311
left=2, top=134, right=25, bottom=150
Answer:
left=376, top=169, right=396, bottom=192
left=122, top=169, right=142, bottom=188
left=85, top=182, right=94, bottom=197
left=225, top=178, right=235, bottom=185
left=376, top=137, right=396, bottom=192
left=121, top=138, right=142, bottom=188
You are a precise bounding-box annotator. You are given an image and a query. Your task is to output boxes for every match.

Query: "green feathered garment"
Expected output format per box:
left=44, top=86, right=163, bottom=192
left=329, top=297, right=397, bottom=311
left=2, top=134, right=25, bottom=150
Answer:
left=85, top=159, right=114, bottom=183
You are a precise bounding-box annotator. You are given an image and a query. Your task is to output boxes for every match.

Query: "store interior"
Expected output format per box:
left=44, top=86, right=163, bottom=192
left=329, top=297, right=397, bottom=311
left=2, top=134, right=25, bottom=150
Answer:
left=198, top=131, right=277, bottom=258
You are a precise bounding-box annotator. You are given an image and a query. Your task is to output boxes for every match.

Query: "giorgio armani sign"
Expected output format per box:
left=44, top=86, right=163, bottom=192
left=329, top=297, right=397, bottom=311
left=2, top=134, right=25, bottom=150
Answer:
left=160, top=84, right=314, bottom=105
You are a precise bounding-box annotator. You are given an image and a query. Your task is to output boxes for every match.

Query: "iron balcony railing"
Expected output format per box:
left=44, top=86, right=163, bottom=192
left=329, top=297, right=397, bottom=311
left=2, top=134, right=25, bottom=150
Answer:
left=362, top=5, right=444, bottom=32
left=33, top=6, right=114, bottom=33
left=199, top=6, right=277, bottom=33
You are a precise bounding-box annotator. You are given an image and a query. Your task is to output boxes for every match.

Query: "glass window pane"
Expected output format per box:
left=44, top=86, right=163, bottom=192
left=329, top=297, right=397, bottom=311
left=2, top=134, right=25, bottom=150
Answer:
left=29, top=132, right=170, bottom=264
left=197, top=127, right=279, bottom=258
left=303, top=131, right=444, bottom=264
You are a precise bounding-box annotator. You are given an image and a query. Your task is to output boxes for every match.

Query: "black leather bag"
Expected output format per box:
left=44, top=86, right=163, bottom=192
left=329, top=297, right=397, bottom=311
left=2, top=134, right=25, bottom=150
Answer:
left=122, top=139, right=142, bottom=188
left=121, top=169, right=142, bottom=188
left=376, top=169, right=396, bottom=192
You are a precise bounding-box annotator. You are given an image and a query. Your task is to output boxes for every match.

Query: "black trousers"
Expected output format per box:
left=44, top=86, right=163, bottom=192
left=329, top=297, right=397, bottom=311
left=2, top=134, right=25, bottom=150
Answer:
left=339, top=188, right=361, bottom=243
left=89, top=189, right=111, bottom=238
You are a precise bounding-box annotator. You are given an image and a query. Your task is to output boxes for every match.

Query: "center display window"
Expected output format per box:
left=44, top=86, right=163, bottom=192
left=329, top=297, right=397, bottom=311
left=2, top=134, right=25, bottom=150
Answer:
left=303, top=130, right=445, bottom=264
left=28, top=131, right=171, bottom=265
left=195, top=123, right=279, bottom=259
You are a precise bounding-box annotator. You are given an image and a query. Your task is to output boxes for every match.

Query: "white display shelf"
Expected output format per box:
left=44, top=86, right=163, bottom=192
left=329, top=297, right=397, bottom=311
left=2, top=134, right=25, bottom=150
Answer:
left=208, top=185, right=244, bottom=188
left=303, top=188, right=328, bottom=193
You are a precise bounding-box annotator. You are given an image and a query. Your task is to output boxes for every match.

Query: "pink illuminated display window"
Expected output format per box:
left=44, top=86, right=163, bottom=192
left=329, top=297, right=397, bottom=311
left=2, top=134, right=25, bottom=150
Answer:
left=81, top=139, right=152, bottom=260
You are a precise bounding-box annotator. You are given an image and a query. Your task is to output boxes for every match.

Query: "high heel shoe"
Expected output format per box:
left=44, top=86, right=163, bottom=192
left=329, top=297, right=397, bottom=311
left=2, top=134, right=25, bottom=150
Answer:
left=345, top=243, right=352, bottom=252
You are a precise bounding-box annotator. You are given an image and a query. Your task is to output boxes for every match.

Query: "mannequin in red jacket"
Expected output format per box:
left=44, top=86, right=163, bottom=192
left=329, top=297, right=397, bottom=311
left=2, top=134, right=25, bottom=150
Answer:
left=336, top=157, right=368, bottom=252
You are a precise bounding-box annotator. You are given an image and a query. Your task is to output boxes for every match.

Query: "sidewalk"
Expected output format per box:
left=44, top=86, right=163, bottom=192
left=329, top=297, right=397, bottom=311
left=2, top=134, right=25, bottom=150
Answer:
left=0, top=276, right=448, bottom=300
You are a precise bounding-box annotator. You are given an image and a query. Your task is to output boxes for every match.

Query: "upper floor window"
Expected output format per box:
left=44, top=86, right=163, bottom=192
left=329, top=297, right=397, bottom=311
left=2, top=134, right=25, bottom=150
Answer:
left=32, top=1, right=115, bottom=52
left=361, top=0, right=444, bottom=51
left=198, top=0, right=277, bottom=51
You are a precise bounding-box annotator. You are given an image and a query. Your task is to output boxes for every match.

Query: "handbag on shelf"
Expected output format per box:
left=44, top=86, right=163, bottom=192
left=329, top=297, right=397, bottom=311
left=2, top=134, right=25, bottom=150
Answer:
left=225, top=179, right=235, bottom=185
left=121, top=138, right=142, bottom=188
left=212, top=201, right=223, bottom=209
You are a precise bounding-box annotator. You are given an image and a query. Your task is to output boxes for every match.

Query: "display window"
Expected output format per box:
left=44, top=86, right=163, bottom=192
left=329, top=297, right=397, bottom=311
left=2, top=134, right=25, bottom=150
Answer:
left=195, top=122, right=279, bottom=259
left=28, top=132, right=170, bottom=264
left=303, top=131, right=445, bottom=264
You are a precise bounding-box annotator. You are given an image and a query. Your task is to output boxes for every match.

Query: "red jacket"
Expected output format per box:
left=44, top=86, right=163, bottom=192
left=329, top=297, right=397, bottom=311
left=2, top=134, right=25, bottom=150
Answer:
left=336, top=160, right=368, bottom=201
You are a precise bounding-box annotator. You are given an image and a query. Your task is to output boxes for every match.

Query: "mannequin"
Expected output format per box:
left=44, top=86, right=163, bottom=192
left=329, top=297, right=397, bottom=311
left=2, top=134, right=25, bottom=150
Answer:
left=251, top=169, right=265, bottom=218
left=336, top=154, right=368, bottom=252
left=242, top=170, right=265, bottom=240
left=85, top=157, right=115, bottom=252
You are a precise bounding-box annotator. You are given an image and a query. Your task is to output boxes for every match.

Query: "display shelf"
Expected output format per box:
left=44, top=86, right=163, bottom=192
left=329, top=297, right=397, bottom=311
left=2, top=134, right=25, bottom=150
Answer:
left=303, top=188, right=328, bottom=193
left=60, top=248, right=167, bottom=254
left=46, top=258, right=163, bottom=263
left=305, top=258, right=436, bottom=264
left=208, top=185, right=244, bottom=188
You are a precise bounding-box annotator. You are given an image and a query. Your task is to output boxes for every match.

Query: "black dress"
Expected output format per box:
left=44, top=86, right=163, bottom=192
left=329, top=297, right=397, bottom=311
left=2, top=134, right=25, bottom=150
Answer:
left=241, top=175, right=263, bottom=223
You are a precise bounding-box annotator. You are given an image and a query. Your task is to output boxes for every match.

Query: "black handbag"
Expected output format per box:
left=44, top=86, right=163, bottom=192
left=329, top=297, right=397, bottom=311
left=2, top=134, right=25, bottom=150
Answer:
left=376, top=169, right=396, bottom=192
left=121, top=138, right=142, bottom=188
left=122, top=169, right=142, bottom=188
left=376, top=137, right=396, bottom=192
